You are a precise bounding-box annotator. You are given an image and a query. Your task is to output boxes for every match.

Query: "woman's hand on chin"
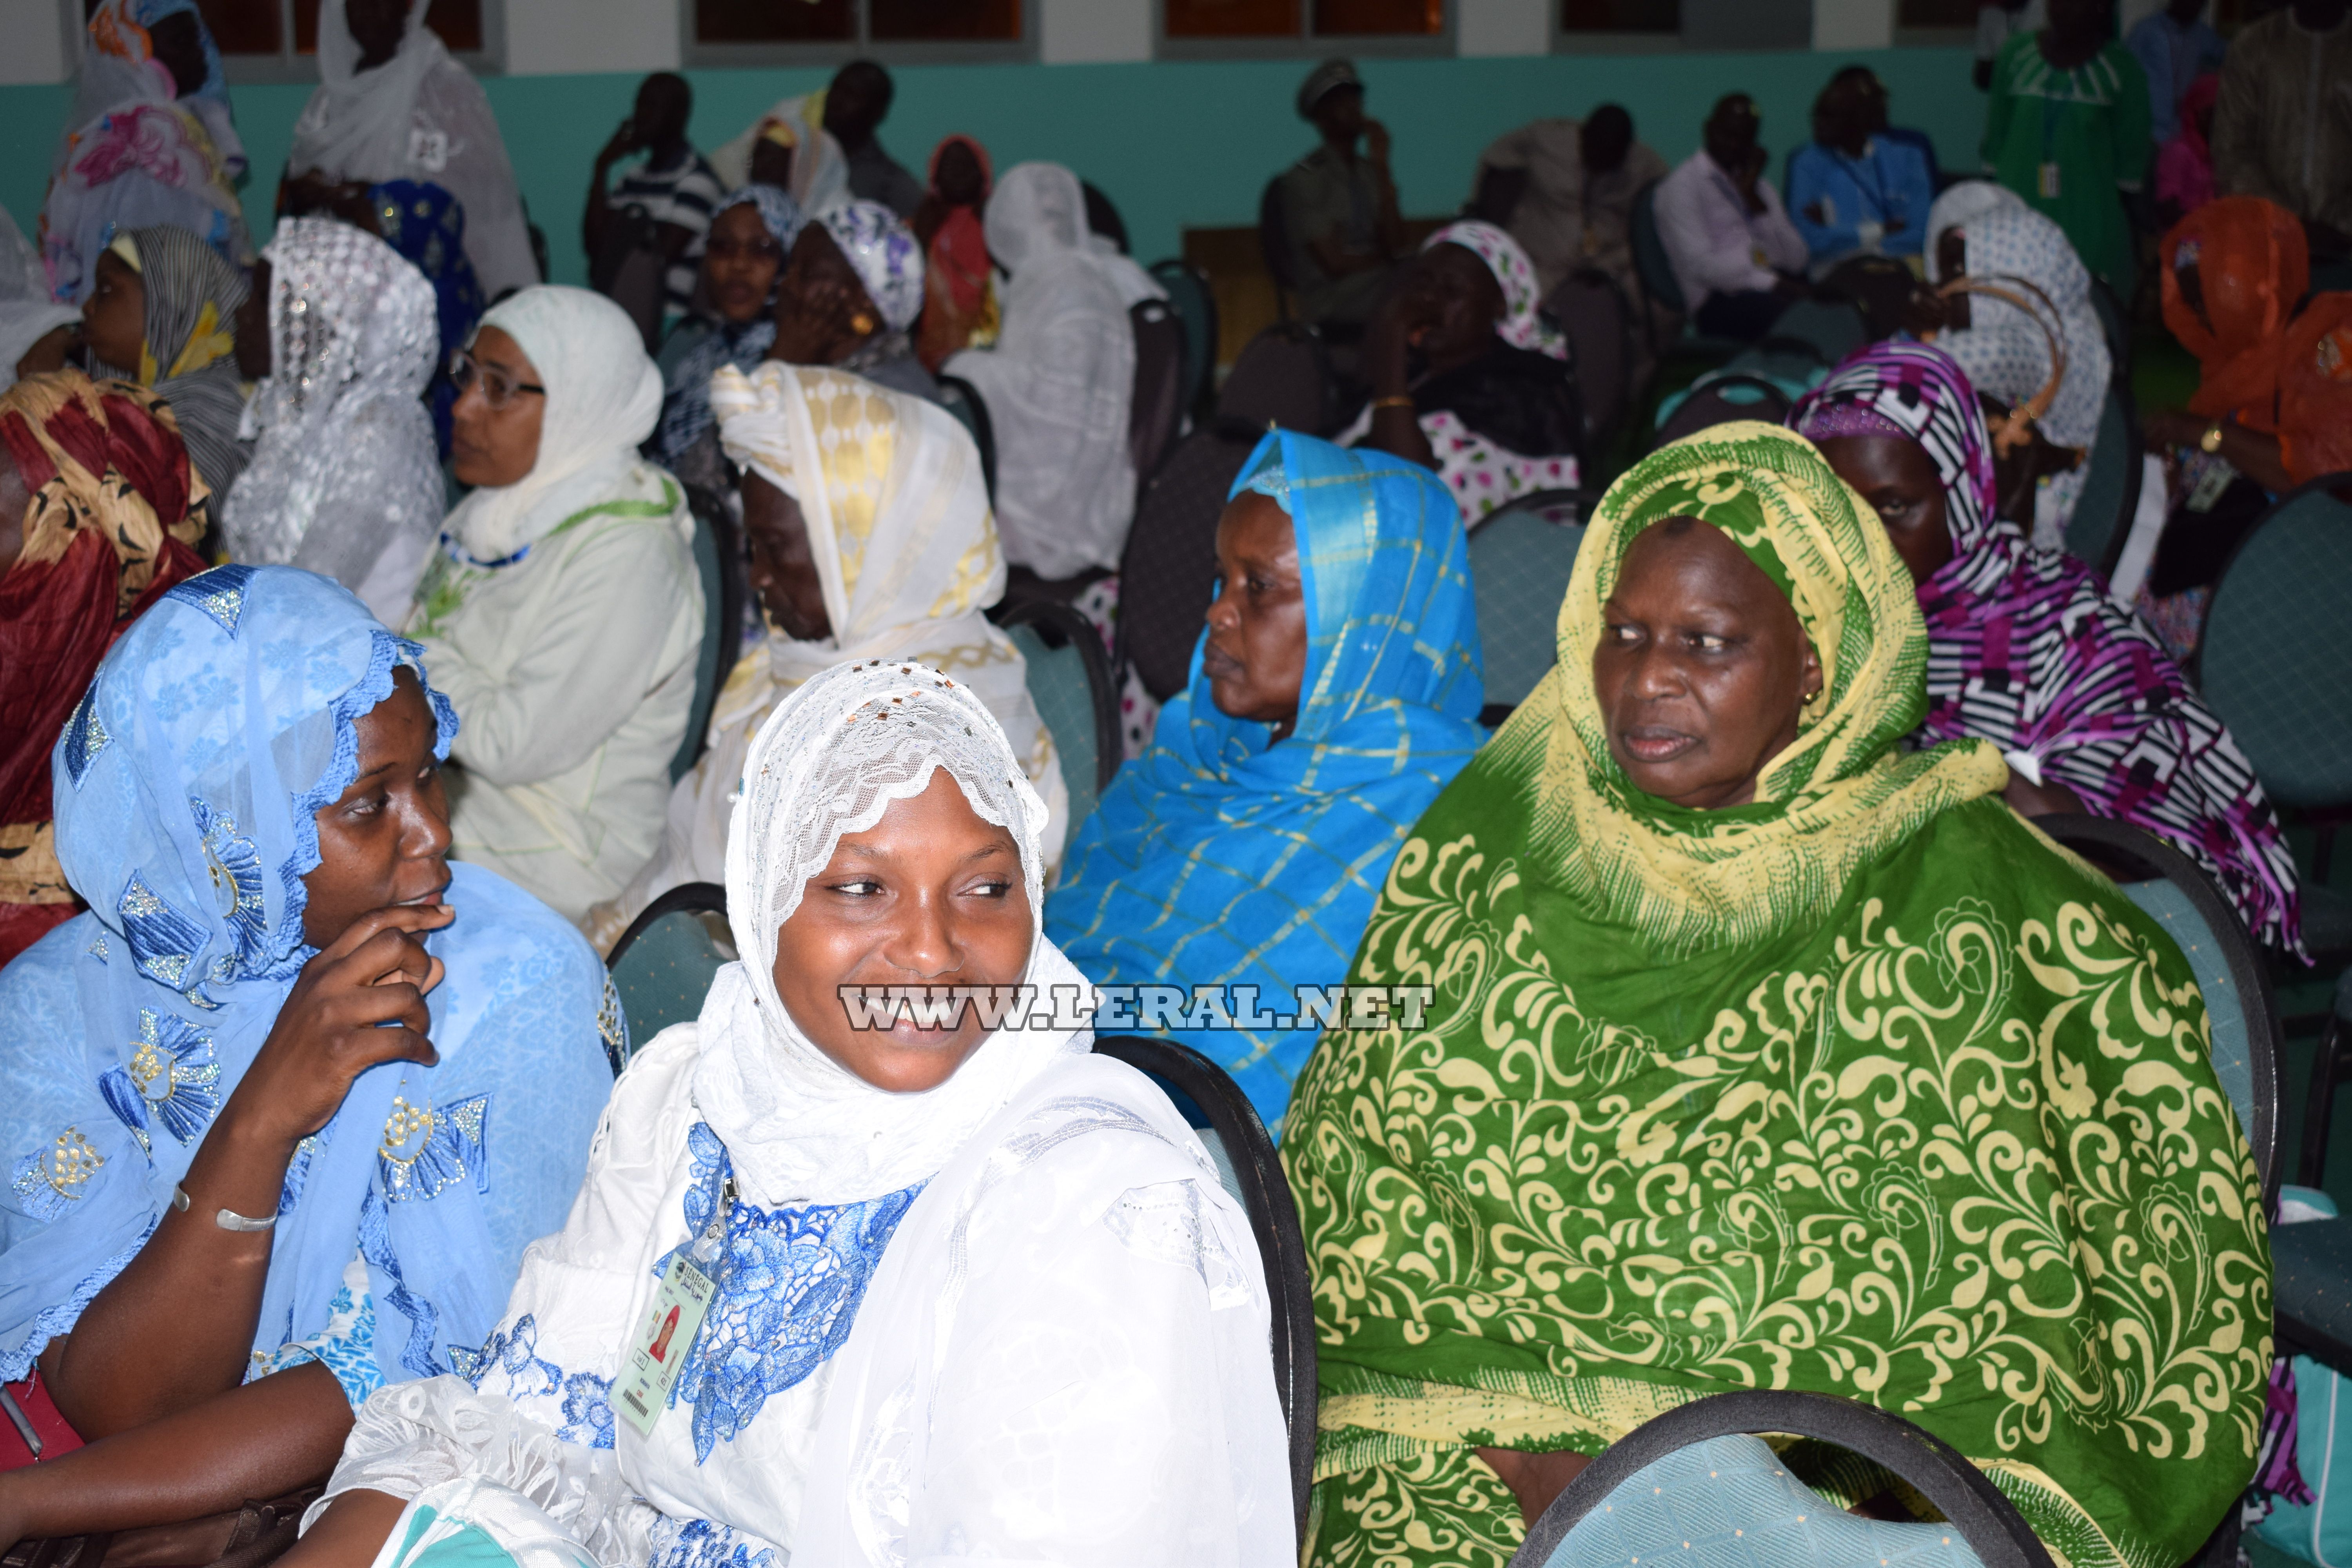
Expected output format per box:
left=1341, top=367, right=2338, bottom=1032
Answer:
left=224, top=903, right=453, bottom=1158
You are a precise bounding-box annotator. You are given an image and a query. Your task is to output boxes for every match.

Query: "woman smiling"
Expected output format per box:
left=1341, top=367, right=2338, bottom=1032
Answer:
left=1283, top=423, right=2269, bottom=1567
left=284, top=659, right=1292, bottom=1568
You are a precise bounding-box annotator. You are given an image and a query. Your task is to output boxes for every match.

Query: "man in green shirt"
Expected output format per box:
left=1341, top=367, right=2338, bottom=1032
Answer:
left=1273, top=59, right=1406, bottom=332
left=1981, top=0, right=2151, bottom=289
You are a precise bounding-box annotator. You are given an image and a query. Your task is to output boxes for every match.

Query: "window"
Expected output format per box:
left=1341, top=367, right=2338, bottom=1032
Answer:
left=688, top=0, right=1028, bottom=60
left=1159, top=0, right=1448, bottom=52
left=1557, top=0, right=1679, bottom=36
left=1894, top=0, right=1976, bottom=29
left=112, top=0, right=492, bottom=74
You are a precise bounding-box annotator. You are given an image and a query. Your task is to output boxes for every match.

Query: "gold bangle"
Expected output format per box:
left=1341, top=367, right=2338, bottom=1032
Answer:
left=1371, top=394, right=1416, bottom=411
left=2199, top=420, right=2226, bottom=455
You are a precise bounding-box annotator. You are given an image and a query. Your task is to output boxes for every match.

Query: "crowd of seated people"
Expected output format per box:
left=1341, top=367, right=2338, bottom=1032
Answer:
left=2, top=4, right=2348, bottom=1564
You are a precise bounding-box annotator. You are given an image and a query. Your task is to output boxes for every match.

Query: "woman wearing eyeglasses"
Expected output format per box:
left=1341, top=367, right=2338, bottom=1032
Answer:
left=402, top=285, right=704, bottom=930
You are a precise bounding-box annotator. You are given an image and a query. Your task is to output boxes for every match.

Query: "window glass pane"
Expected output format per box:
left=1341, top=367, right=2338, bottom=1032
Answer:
left=1312, top=0, right=1441, bottom=32
left=294, top=0, right=481, bottom=53
left=872, top=0, right=1018, bottom=38
left=193, top=0, right=281, bottom=54
left=1165, top=0, right=1301, bottom=36
left=1559, top=0, right=1678, bottom=29
left=1895, top=0, right=1974, bottom=24
left=693, top=0, right=855, bottom=41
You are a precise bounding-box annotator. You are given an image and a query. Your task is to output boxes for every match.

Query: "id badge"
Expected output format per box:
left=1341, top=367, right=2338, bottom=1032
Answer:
left=615, top=1250, right=715, bottom=1439
left=2187, top=457, right=2237, bottom=512
left=2038, top=162, right=2061, bottom=199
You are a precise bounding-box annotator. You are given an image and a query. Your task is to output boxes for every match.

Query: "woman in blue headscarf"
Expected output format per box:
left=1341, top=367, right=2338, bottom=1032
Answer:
left=368, top=180, right=487, bottom=456
left=1046, top=431, right=1486, bottom=1133
left=0, top=566, right=613, bottom=1529
left=650, top=185, right=806, bottom=491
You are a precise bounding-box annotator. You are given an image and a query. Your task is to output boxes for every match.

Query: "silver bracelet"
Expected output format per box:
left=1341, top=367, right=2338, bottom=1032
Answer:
left=171, top=1183, right=278, bottom=1233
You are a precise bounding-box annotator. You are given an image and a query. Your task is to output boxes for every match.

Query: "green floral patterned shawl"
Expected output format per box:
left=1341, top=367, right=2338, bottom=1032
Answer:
left=1283, top=424, right=2270, bottom=1568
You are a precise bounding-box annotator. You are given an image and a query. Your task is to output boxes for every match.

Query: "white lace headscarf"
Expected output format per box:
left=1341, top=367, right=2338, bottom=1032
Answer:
left=443, top=285, right=666, bottom=562
left=223, top=217, right=441, bottom=604
left=942, top=162, right=1154, bottom=579
left=688, top=657, right=1093, bottom=1208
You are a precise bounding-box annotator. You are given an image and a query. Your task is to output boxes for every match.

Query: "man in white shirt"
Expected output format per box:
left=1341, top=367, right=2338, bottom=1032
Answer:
left=1651, top=94, right=1810, bottom=340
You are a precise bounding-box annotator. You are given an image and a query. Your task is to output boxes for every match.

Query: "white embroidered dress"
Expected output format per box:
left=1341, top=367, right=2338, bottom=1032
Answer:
left=310, top=661, right=1294, bottom=1568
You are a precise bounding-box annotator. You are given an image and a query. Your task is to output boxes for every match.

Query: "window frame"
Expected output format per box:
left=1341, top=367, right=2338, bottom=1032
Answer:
left=1152, top=0, right=1456, bottom=62
left=174, top=0, right=505, bottom=84
left=1551, top=0, right=1685, bottom=53
left=680, top=0, right=1037, bottom=68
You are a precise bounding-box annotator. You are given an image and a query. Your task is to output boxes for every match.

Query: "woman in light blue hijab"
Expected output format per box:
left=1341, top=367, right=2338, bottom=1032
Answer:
left=0, top=566, right=612, bottom=1528
left=1047, top=431, right=1485, bottom=1133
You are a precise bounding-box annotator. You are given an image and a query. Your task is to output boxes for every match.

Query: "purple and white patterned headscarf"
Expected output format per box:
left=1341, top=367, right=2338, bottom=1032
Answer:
left=1789, top=339, right=2303, bottom=952
left=817, top=199, right=924, bottom=335
left=1423, top=219, right=1567, bottom=362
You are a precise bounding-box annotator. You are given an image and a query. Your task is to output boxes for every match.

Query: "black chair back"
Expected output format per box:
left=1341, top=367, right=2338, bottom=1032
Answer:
left=1149, top=257, right=1220, bottom=417
left=1511, top=1390, right=2054, bottom=1568
left=669, top=487, right=745, bottom=784
left=1258, top=175, right=1296, bottom=319
left=604, top=881, right=731, bottom=1065
left=935, top=374, right=996, bottom=505
left=2034, top=813, right=2282, bottom=1209
left=1627, top=180, right=1685, bottom=316
left=1217, top=322, right=1335, bottom=436
left=1543, top=267, right=1634, bottom=455
left=1129, top=298, right=1188, bottom=484
left=1094, top=1036, right=1316, bottom=1540
left=1114, top=426, right=1257, bottom=702
left=2060, top=381, right=2143, bottom=578
left=996, top=598, right=1120, bottom=793
left=1652, top=372, right=1793, bottom=447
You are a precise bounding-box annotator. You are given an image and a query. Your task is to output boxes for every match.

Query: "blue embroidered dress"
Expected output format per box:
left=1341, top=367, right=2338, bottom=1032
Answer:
left=0, top=566, right=614, bottom=1406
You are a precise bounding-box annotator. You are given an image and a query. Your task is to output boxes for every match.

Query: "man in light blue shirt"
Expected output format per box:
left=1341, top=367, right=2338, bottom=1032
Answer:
left=1786, top=71, right=1937, bottom=268
left=2128, top=0, right=2228, bottom=144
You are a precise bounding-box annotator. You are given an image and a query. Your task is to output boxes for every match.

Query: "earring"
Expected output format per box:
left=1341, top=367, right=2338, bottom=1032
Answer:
left=849, top=310, right=877, bottom=336
left=1803, top=688, right=1822, bottom=705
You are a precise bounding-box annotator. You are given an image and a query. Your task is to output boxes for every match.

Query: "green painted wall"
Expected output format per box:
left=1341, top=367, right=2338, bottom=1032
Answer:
left=2, top=47, right=1982, bottom=287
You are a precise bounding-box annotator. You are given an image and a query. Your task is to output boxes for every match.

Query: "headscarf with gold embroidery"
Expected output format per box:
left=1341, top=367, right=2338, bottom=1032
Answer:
left=1, top=369, right=209, bottom=953
left=583, top=359, right=1066, bottom=951
left=1537, top=420, right=2005, bottom=956
left=1281, top=420, right=2267, bottom=1568
left=90, top=224, right=250, bottom=496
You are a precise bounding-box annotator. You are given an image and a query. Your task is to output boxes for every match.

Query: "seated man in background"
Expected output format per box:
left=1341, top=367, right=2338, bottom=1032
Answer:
left=1787, top=68, right=1935, bottom=267
left=584, top=72, right=722, bottom=333
left=1653, top=94, right=1809, bottom=339
left=1274, top=58, right=1405, bottom=333
left=1468, top=103, right=1668, bottom=298
left=2211, top=0, right=2352, bottom=260
left=825, top=58, right=924, bottom=219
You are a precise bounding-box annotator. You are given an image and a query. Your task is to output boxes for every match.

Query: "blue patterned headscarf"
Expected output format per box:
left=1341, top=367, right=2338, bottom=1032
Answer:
left=370, top=180, right=486, bottom=454
left=817, top=198, right=924, bottom=334
left=1045, top=432, right=1486, bottom=1131
left=652, top=184, right=808, bottom=465
left=0, top=566, right=613, bottom=1398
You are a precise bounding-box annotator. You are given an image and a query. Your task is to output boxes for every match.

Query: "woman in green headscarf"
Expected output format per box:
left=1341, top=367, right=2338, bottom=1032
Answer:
left=1285, top=421, right=2270, bottom=1568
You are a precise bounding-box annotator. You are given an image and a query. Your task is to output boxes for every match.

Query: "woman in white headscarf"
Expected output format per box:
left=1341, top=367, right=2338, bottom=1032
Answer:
left=222, top=217, right=443, bottom=622
left=38, top=0, right=250, bottom=306
left=405, top=285, right=703, bottom=925
left=0, top=205, right=76, bottom=387
left=1924, top=183, right=2111, bottom=546
left=588, top=358, right=1067, bottom=951
left=284, top=0, right=537, bottom=302
left=290, top=656, right=1294, bottom=1568
left=708, top=93, right=849, bottom=214
left=768, top=198, right=938, bottom=405
left=944, top=161, right=1161, bottom=581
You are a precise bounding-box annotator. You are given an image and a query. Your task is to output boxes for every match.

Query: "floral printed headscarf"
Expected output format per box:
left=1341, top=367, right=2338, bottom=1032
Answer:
left=1422, top=219, right=1567, bottom=362
left=816, top=199, right=923, bottom=335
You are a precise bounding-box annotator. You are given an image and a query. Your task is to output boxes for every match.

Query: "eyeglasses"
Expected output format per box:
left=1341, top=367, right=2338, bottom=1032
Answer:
left=448, top=349, right=546, bottom=411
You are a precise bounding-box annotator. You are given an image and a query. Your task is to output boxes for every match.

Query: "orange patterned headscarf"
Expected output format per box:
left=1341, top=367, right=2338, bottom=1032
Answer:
left=1, top=370, right=208, bottom=615
left=2161, top=196, right=2308, bottom=432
